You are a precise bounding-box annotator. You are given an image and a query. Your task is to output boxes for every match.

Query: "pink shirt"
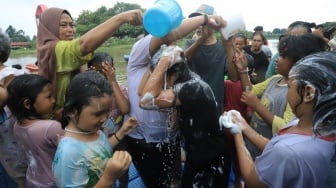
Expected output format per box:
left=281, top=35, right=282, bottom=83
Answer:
left=14, top=120, right=64, bottom=187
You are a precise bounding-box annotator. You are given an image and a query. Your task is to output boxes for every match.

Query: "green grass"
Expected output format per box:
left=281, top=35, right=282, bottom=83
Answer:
left=10, top=48, right=37, bottom=57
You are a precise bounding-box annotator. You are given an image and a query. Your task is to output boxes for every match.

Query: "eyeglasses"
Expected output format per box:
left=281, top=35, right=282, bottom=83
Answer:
left=59, top=22, right=76, bottom=29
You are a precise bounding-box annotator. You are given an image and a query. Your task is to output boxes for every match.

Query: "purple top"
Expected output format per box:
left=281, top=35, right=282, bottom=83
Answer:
left=14, top=119, right=64, bottom=187
left=255, top=128, right=335, bottom=188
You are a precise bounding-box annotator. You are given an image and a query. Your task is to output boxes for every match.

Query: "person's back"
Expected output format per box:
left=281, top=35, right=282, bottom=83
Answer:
left=256, top=129, right=334, bottom=188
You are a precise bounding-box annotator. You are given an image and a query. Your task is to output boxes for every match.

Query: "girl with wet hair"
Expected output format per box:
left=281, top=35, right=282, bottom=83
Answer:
left=235, top=33, right=327, bottom=160
left=288, top=51, right=336, bottom=136
left=139, top=46, right=232, bottom=187
left=6, top=74, right=64, bottom=187
left=220, top=51, right=336, bottom=188
left=53, top=71, right=139, bottom=187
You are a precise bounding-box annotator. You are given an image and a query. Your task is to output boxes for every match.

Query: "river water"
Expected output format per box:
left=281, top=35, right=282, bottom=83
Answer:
left=6, top=56, right=37, bottom=70
left=5, top=55, right=129, bottom=86
left=5, top=39, right=278, bottom=85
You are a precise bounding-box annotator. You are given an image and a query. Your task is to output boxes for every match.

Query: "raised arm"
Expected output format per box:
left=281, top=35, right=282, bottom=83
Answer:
left=149, top=15, right=227, bottom=57
left=102, top=62, right=129, bottom=114
left=80, top=9, right=143, bottom=55
left=221, top=36, right=238, bottom=81
left=139, top=56, right=179, bottom=109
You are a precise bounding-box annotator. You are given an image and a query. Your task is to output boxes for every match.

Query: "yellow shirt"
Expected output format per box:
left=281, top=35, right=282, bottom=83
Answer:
left=55, top=38, right=92, bottom=108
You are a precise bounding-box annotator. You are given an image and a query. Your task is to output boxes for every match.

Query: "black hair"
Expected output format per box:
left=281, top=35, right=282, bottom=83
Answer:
left=87, top=52, right=114, bottom=69
left=61, top=71, right=112, bottom=128
left=324, top=27, right=336, bottom=39
left=288, top=21, right=316, bottom=33
left=254, top=26, right=263, bottom=32
left=289, top=51, right=336, bottom=136
left=167, top=63, right=192, bottom=84
left=316, top=24, right=324, bottom=29
left=233, top=33, right=249, bottom=46
left=251, top=31, right=266, bottom=43
left=7, top=74, right=51, bottom=122
left=0, top=32, right=11, bottom=63
left=278, top=34, right=285, bottom=41
left=278, top=33, right=327, bottom=65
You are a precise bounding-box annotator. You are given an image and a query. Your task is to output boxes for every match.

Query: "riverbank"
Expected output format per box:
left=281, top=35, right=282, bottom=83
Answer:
left=6, top=39, right=278, bottom=86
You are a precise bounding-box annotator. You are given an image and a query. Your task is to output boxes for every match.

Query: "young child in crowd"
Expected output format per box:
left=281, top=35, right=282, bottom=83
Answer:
left=235, top=33, right=327, bottom=159
left=6, top=74, right=64, bottom=187
left=87, top=52, right=129, bottom=136
left=224, top=33, right=254, bottom=120
left=52, top=71, right=139, bottom=187
left=224, top=32, right=255, bottom=188
left=87, top=52, right=145, bottom=188
left=220, top=51, right=336, bottom=188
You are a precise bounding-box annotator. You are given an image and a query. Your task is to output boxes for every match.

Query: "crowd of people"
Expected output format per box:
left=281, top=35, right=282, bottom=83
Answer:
left=0, top=3, right=335, bottom=188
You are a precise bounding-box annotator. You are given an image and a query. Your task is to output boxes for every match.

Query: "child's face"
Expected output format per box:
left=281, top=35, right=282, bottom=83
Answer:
left=76, top=94, right=113, bottom=132
left=233, top=37, right=245, bottom=50
left=34, top=84, right=55, bottom=115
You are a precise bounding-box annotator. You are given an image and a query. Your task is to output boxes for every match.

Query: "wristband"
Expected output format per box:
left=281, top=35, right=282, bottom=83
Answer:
left=238, top=68, right=249, bottom=73
left=113, top=133, right=121, bottom=142
left=203, top=14, right=208, bottom=26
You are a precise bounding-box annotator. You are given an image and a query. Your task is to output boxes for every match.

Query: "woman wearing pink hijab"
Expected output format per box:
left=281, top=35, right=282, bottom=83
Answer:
left=37, top=7, right=142, bottom=119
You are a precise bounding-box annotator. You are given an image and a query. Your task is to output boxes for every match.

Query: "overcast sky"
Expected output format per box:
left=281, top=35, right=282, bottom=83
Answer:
left=1, top=0, right=335, bottom=38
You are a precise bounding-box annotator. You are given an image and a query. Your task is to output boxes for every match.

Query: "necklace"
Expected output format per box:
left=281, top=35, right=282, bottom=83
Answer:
left=64, top=128, right=97, bottom=135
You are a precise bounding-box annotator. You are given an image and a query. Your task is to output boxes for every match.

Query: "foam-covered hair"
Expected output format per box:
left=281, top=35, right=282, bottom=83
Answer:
left=289, top=51, right=336, bottom=136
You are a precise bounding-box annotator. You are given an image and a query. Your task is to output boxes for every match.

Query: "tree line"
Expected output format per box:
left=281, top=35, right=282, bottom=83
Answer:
left=2, top=2, right=336, bottom=44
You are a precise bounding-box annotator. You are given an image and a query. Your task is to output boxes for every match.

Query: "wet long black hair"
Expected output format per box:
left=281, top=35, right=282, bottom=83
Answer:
left=61, top=71, right=112, bottom=128
left=289, top=51, right=336, bottom=136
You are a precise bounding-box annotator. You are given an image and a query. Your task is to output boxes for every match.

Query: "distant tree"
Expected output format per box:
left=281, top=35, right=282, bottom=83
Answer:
left=76, top=2, right=145, bottom=38
left=5, top=25, right=30, bottom=42
left=272, top=28, right=282, bottom=35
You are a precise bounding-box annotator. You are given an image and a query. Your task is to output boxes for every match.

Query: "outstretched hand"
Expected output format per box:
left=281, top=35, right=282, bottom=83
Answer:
left=208, top=15, right=227, bottom=30
left=219, top=110, right=245, bottom=134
